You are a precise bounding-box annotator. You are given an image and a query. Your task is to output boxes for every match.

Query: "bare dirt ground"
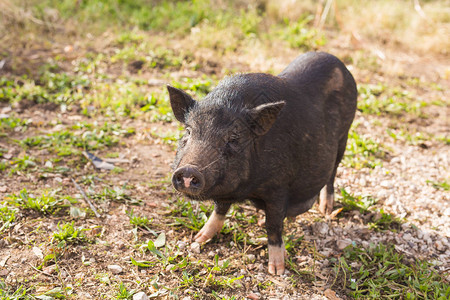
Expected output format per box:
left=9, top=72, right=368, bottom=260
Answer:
left=0, top=20, right=449, bottom=300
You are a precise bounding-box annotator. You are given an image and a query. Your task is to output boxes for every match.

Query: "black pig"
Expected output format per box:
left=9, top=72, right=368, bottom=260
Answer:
left=168, top=52, right=357, bottom=275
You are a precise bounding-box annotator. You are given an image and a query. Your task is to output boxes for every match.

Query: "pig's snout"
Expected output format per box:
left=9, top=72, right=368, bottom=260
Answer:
left=172, top=165, right=205, bottom=195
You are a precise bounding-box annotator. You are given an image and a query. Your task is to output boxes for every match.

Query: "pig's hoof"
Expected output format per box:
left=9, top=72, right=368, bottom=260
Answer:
left=319, top=188, right=334, bottom=215
left=194, top=211, right=225, bottom=243
left=194, top=229, right=215, bottom=243
left=268, top=244, right=285, bottom=275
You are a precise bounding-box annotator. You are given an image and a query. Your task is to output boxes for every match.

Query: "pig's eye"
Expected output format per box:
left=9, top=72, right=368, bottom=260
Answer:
left=223, top=134, right=240, bottom=156
left=228, top=135, right=239, bottom=144
left=179, top=128, right=190, bottom=147
left=226, top=134, right=240, bottom=150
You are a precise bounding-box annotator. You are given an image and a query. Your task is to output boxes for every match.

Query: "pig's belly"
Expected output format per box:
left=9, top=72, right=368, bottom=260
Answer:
left=286, top=194, right=318, bottom=217
left=284, top=168, right=332, bottom=217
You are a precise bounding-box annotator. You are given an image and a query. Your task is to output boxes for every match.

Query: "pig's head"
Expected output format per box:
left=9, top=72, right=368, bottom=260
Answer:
left=167, top=85, right=284, bottom=200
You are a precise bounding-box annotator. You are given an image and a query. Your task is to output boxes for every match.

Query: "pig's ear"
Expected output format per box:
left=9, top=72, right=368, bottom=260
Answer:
left=167, top=85, right=196, bottom=123
left=248, top=101, right=285, bottom=135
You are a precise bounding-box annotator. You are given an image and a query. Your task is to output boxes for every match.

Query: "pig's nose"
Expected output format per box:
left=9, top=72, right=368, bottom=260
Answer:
left=172, top=165, right=205, bottom=194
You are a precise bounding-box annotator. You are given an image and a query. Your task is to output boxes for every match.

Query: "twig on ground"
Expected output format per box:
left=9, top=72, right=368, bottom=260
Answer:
left=28, top=263, right=56, bottom=278
left=71, top=177, right=100, bottom=218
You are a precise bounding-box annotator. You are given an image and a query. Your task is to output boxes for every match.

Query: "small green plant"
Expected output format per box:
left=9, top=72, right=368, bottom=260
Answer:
left=358, top=84, right=428, bottom=117
left=0, top=71, right=89, bottom=105
left=52, top=221, right=89, bottom=245
left=8, top=155, right=37, bottom=174
left=150, top=129, right=182, bottom=148
left=91, top=186, right=141, bottom=205
left=368, top=209, right=402, bottom=231
left=435, top=135, right=450, bottom=145
left=203, top=254, right=241, bottom=289
left=171, top=76, right=216, bottom=98
left=170, top=198, right=209, bottom=232
left=0, top=203, right=17, bottom=233
left=39, top=71, right=90, bottom=95
left=0, top=161, right=7, bottom=172
left=7, top=189, right=69, bottom=214
left=116, top=31, right=145, bottom=45
left=339, top=190, right=401, bottom=232
left=0, top=280, right=29, bottom=299
left=279, top=16, right=326, bottom=50
left=427, top=180, right=449, bottom=191
left=331, top=243, right=450, bottom=299
left=284, top=234, right=305, bottom=254
left=215, top=205, right=258, bottom=247
left=343, top=131, right=387, bottom=169
left=116, top=282, right=135, bottom=299
left=127, top=209, right=152, bottom=230
left=20, top=122, right=134, bottom=156
left=339, top=189, right=377, bottom=213
left=0, top=115, right=29, bottom=132
left=35, top=286, right=71, bottom=299
left=386, top=128, right=433, bottom=146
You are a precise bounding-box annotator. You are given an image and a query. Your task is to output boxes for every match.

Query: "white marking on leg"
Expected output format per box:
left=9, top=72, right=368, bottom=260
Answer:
left=194, top=210, right=225, bottom=243
left=268, top=243, right=285, bottom=275
left=319, top=185, right=334, bottom=215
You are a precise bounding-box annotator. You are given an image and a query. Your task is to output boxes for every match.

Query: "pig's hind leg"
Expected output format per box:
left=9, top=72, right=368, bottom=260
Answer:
left=194, top=202, right=230, bottom=243
left=319, top=136, right=348, bottom=215
left=319, top=184, right=335, bottom=215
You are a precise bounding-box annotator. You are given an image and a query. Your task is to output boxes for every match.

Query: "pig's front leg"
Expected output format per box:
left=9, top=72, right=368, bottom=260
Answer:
left=265, top=202, right=286, bottom=275
left=194, top=202, right=230, bottom=243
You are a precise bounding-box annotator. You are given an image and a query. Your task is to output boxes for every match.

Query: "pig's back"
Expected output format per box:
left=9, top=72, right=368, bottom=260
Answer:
left=278, top=51, right=357, bottom=137
left=204, top=73, right=287, bottom=110
left=278, top=51, right=353, bottom=90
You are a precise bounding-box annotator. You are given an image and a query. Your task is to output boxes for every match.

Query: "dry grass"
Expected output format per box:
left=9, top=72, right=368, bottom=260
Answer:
left=264, top=0, right=450, bottom=55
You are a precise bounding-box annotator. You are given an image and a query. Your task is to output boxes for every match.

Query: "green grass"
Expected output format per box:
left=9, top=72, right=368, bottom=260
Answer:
left=0, top=280, right=30, bottom=299
left=169, top=198, right=210, bottom=232
left=0, top=115, right=30, bottom=132
left=149, top=129, right=182, bottom=148
left=33, top=0, right=226, bottom=33
left=340, top=189, right=377, bottom=213
left=220, top=205, right=258, bottom=247
left=331, top=243, right=450, bottom=299
left=6, top=188, right=70, bottom=214
left=387, top=128, right=431, bottom=146
left=171, top=76, right=217, bottom=98
left=116, top=282, right=135, bottom=299
left=7, top=155, right=37, bottom=175
left=90, top=186, right=141, bottom=205
left=427, top=180, right=449, bottom=191
left=0, top=71, right=89, bottom=105
left=435, top=135, right=450, bottom=145
left=278, top=16, right=326, bottom=50
left=339, top=189, right=402, bottom=231
left=52, top=221, right=89, bottom=245
left=111, top=45, right=187, bottom=70
left=0, top=203, right=17, bottom=233
left=343, top=130, right=387, bottom=169
left=368, top=209, right=402, bottom=231
left=358, top=84, right=428, bottom=117
left=20, top=122, right=134, bottom=156
left=0, top=161, right=6, bottom=172
left=127, top=209, right=152, bottom=231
